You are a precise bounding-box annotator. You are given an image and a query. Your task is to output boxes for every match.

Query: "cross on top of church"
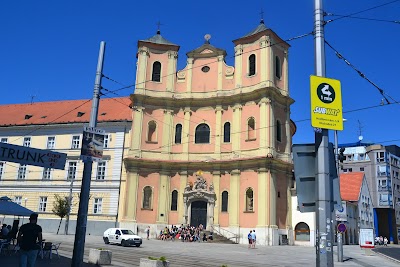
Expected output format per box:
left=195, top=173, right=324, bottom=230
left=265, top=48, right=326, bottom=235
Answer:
left=156, top=21, right=163, bottom=34
left=260, top=8, right=265, bottom=24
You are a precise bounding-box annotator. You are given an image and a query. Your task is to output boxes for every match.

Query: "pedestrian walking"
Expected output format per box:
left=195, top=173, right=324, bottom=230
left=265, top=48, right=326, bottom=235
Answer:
left=384, top=237, right=388, bottom=246
left=17, top=213, right=42, bottom=267
left=248, top=230, right=253, bottom=248
left=251, top=230, right=256, bottom=248
left=146, top=226, right=150, bottom=240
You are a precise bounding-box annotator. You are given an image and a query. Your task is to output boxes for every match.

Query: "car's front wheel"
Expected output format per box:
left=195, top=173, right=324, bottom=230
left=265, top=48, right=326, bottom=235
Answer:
left=121, top=240, right=128, bottom=247
left=135, top=244, right=141, bottom=247
left=103, top=237, right=110, bottom=244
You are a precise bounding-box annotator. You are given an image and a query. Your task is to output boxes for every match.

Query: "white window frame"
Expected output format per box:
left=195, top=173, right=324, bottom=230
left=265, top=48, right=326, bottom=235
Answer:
left=0, top=137, right=8, bottom=143
left=14, top=196, right=22, bottom=205
left=66, top=161, right=78, bottom=180
left=377, top=152, right=385, bottom=162
left=17, top=164, right=27, bottom=180
left=93, top=198, right=103, bottom=214
left=103, top=134, right=110, bottom=148
left=46, top=136, right=56, bottom=149
left=23, top=137, right=31, bottom=147
left=71, top=135, right=81, bottom=149
left=42, top=168, right=52, bottom=180
left=38, top=196, right=47, bottom=212
left=0, top=162, right=4, bottom=180
left=96, top=161, right=107, bottom=180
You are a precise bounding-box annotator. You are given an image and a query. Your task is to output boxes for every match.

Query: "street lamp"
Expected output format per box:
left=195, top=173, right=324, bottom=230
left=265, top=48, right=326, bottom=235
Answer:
left=24, top=198, right=28, bottom=207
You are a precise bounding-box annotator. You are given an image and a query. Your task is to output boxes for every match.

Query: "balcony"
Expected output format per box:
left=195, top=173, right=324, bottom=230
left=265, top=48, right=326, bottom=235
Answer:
left=378, top=185, right=392, bottom=192
left=379, top=200, right=393, bottom=206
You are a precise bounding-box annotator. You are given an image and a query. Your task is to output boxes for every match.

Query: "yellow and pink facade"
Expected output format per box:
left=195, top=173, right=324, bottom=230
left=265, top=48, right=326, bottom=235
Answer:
left=119, top=20, right=296, bottom=245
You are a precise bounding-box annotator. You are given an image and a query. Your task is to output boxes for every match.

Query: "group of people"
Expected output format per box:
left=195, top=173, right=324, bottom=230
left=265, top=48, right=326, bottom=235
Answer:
left=375, top=236, right=389, bottom=246
left=247, top=230, right=257, bottom=248
left=155, top=224, right=213, bottom=242
left=1, top=213, right=43, bottom=267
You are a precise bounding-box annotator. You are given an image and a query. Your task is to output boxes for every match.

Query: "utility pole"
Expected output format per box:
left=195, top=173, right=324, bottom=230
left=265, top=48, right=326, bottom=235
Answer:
left=314, top=1, right=334, bottom=266
left=71, top=41, right=105, bottom=267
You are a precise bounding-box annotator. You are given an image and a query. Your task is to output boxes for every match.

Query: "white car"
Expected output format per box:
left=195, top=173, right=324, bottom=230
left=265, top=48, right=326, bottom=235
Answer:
left=103, top=228, right=142, bottom=247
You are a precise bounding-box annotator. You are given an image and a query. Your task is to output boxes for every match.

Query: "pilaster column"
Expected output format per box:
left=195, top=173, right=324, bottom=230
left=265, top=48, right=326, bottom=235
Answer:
left=259, top=98, right=271, bottom=155
left=285, top=106, right=291, bottom=157
left=124, top=170, right=139, bottom=222
left=131, top=106, right=144, bottom=157
left=257, top=168, right=268, bottom=227
left=212, top=170, right=221, bottom=225
left=283, top=50, right=289, bottom=95
left=269, top=39, right=274, bottom=82
left=214, top=106, right=223, bottom=157
left=217, top=56, right=223, bottom=90
left=162, top=109, right=174, bottom=157
left=157, top=172, right=170, bottom=224
left=167, top=51, right=178, bottom=92
left=178, top=170, right=188, bottom=224
left=186, top=58, right=194, bottom=93
left=260, top=36, right=267, bottom=81
left=234, top=45, right=243, bottom=87
left=269, top=101, right=275, bottom=154
left=232, top=104, right=242, bottom=153
left=229, top=169, right=240, bottom=227
left=269, top=170, right=277, bottom=226
left=136, top=47, right=149, bottom=89
left=182, top=108, right=191, bottom=159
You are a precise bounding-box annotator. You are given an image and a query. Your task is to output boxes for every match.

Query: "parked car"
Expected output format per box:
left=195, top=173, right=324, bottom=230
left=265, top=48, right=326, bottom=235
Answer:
left=103, top=228, right=142, bottom=247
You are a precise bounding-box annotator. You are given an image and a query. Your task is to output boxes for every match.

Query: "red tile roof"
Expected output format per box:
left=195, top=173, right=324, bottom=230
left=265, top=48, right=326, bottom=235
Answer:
left=0, top=97, right=132, bottom=126
left=339, top=172, right=364, bottom=201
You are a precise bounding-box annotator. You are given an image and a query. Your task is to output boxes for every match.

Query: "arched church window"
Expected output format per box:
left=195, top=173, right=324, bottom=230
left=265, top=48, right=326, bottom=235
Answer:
left=247, top=117, right=256, bottom=140
left=221, top=191, right=228, bottom=212
left=276, top=120, right=282, bottom=142
left=249, top=54, right=256, bottom=76
left=295, top=222, right=310, bottom=241
left=171, top=190, right=178, bottom=211
left=175, top=124, right=182, bottom=144
left=152, top=61, right=161, bottom=82
left=275, top=56, right=281, bottom=79
left=223, top=122, right=231, bottom=143
left=147, top=121, right=157, bottom=142
left=195, top=123, right=210, bottom=144
left=143, top=186, right=152, bottom=210
left=246, top=188, right=254, bottom=212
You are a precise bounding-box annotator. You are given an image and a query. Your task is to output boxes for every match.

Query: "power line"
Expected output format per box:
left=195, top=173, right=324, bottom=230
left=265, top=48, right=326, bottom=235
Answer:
left=326, top=14, right=400, bottom=24
left=325, top=0, right=400, bottom=24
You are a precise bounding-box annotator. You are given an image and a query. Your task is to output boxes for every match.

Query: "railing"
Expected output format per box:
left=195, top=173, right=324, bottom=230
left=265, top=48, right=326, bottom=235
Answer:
left=211, top=225, right=239, bottom=244
left=378, top=185, right=392, bottom=191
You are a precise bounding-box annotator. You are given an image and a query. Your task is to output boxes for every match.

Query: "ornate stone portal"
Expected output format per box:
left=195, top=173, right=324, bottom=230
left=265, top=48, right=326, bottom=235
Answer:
left=183, top=173, right=216, bottom=230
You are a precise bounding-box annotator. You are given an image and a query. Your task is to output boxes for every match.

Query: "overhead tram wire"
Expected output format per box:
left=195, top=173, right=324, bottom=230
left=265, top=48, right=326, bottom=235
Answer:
left=325, top=0, right=400, bottom=24
left=325, top=14, right=400, bottom=25
left=324, top=40, right=400, bottom=105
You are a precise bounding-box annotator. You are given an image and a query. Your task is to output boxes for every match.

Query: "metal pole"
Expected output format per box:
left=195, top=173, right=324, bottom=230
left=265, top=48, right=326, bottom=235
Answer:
left=71, top=41, right=105, bottom=267
left=334, top=130, right=343, bottom=262
left=314, top=1, right=334, bottom=266
left=65, top=177, right=74, bottom=235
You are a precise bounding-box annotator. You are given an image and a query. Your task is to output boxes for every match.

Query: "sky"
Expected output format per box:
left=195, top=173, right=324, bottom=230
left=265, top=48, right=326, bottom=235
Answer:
left=1, top=0, right=400, bottom=147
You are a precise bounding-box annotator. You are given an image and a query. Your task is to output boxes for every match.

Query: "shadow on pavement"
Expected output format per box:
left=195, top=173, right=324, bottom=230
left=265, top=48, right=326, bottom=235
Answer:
left=0, top=253, right=96, bottom=266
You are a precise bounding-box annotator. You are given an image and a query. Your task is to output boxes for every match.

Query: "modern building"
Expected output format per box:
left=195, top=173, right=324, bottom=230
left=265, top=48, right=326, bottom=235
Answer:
left=339, top=143, right=399, bottom=243
left=0, top=97, right=132, bottom=235
left=119, top=20, right=296, bottom=246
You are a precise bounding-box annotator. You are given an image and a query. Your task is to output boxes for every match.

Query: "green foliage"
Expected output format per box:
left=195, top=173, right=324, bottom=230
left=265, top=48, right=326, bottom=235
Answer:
left=148, top=256, right=167, bottom=262
left=159, top=256, right=167, bottom=262
left=52, top=194, right=70, bottom=218
left=221, top=265, right=228, bottom=267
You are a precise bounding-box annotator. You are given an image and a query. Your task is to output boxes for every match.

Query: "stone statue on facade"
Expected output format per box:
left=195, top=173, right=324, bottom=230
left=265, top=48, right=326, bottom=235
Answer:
left=193, top=174, right=207, bottom=190
left=209, top=182, right=215, bottom=192
left=184, top=182, right=192, bottom=192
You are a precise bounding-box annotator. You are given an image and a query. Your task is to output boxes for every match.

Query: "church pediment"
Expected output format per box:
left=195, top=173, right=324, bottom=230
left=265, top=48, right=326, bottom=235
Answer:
left=186, top=43, right=226, bottom=59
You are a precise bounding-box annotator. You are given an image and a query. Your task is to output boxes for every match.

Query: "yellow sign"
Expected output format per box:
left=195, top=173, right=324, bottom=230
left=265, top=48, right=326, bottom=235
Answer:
left=310, top=76, right=343, bottom=130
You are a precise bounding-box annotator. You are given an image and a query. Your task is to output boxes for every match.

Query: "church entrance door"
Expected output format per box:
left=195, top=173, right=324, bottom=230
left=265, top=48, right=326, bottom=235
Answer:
left=190, top=201, right=207, bottom=228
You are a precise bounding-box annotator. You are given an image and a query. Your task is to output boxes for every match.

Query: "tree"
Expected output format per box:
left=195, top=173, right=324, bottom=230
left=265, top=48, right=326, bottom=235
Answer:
left=52, top=194, right=70, bottom=235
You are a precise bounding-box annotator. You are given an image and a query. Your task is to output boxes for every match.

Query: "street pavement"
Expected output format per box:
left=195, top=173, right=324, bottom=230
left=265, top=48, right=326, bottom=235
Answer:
left=1, top=233, right=399, bottom=267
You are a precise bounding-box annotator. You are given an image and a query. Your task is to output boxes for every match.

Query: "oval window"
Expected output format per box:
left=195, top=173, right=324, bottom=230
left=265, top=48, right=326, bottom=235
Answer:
left=201, top=66, right=210, bottom=73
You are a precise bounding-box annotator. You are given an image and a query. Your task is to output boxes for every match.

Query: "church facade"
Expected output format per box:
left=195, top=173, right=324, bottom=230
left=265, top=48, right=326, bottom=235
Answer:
left=119, top=20, right=296, bottom=245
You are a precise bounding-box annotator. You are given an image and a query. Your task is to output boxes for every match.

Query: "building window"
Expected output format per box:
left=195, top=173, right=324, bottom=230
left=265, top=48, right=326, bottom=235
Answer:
left=343, top=168, right=353, bottom=173
left=143, top=186, right=152, bottom=209
left=201, top=66, right=210, bottom=73
left=103, top=134, right=110, bottom=148
left=378, top=165, right=387, bottom=176
left=275, top=56, right=281, bottom=79
left=14, top=196, right=22, bottom=205
left=377, top=152, right=385, bottom=162
left=147, top=121, right=157, bottom=142
left=175, top=124, right=182, bottom=144
left=96, top=161, right=106, bottom=180
left=171, top=190, right=178, bottom=211
left=195, top=123, right=210, bottom=144
left=295, top=222, right=310, bottom=241
left=23, top=137, right=31, bottom=147
left=221, top=191, right=228, bottom=212
left=276, top=120, right=282, bottom=142
left=223, top=122, right=231, bottom=143
left=17, top=164, right=27, bottom=180
left=247, top=118, right=256, bottom=140
left=38, top=196, right=47, bottom=212
left=0, top=137, right=8, bottom=143
left=47, top=136, right=55, bottom=149
left=93, top=198, right=103, bottom=214
left=42, top=168, right=52, bottom=180
left=67, top=161, right=77, bottom=180
left=246, top=188, right=254, bottom=212
left=0, top=162, right=3, bottom=180
left=71, top=135, right=80, bottom=149
left=249, top=54, right=256, bottom=76
left=360, top=167, right=365, bottom=171
left=152, top=61, right=161, bottom=82
left=359, top=153, right=365, bottom=160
